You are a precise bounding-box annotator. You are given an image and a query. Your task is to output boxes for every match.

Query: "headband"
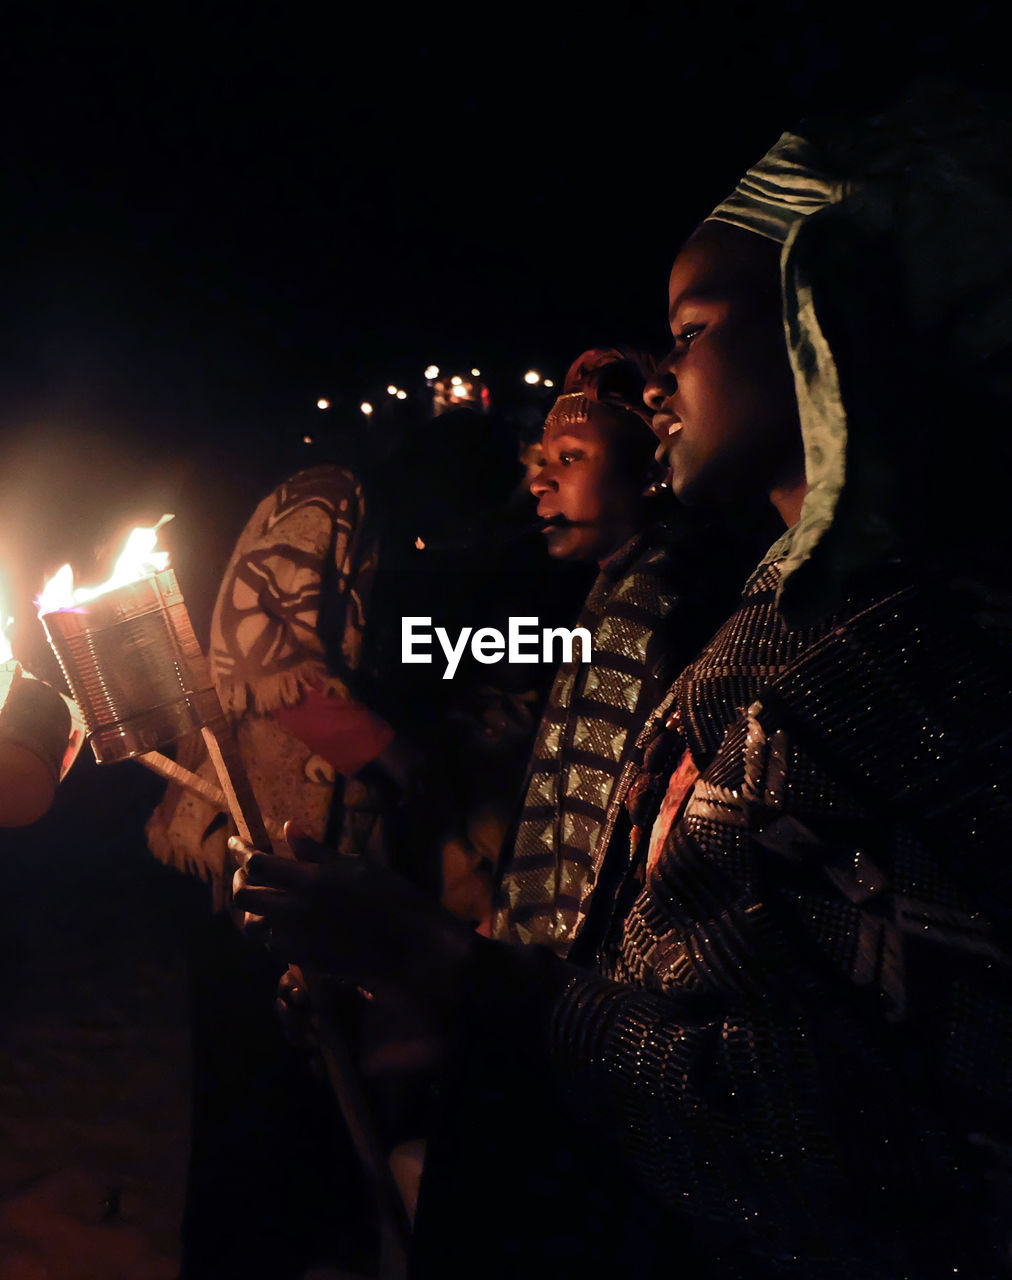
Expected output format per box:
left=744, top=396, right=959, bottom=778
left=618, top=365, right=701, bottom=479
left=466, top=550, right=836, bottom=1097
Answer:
left=544, top=391, right=652, bottom=434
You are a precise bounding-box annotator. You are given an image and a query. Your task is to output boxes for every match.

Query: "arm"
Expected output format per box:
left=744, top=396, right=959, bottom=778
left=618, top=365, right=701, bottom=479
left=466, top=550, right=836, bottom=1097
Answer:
left=0, top=667, right=73, bottom=825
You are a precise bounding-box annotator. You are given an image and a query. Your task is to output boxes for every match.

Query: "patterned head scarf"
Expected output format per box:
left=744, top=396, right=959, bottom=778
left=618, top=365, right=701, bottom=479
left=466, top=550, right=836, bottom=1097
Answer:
left=698, top=86, right=1012, bottom=621
left=546, top=346, right=657, bottom=431
left=542, top=348, right=661, bottom=485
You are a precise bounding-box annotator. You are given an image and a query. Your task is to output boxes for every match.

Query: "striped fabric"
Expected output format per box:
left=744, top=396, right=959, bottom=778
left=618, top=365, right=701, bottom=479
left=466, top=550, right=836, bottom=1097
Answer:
left=491, top=533, right=684, bottom=956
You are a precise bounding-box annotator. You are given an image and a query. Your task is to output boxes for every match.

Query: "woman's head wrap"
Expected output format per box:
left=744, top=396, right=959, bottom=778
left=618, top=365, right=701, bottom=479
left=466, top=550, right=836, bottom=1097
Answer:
left=705, top=131, right=847, bottom=245
left=545, top=346, right=657, bottom=436
left=698, top=85, right=1012, bottom=621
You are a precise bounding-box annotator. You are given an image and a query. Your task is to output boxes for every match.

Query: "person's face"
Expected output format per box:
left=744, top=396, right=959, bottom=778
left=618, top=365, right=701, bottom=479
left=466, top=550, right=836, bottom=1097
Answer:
left=529, top=403, right=650, bottom=564
left=643, top=221, right=804, bottom=509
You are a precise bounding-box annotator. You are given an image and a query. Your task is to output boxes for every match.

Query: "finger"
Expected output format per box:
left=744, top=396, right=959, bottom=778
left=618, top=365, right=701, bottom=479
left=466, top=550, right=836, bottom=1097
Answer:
left=232, top=848, right=321, bottom=891
left=232, top=885, right=306, bottom=925
left=284, top=820, right=331, bottom=865
left=227, top=835, right=257, bottom=866
left=240, top=910, right=271, bottom=942
left=278, top=967, right=311, bottom=1007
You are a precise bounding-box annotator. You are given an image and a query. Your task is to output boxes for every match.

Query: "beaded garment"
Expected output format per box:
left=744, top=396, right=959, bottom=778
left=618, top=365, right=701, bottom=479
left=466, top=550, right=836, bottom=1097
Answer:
left=491, top=527, right=742, bottom=958
left=546, top=555, right=1012, bottom=1275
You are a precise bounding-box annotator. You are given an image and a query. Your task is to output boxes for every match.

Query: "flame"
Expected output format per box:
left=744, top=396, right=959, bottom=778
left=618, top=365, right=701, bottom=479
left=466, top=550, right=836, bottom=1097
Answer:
left=37, top=516, right=174, bottom=616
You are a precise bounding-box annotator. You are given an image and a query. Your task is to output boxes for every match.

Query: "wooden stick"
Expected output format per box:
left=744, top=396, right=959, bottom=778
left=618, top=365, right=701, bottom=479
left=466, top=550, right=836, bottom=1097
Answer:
left=138, top=748, right=286, bottom=842
left=138, top=749, right=227, bottom=809
left=189, top=694, right=412, bottom=1272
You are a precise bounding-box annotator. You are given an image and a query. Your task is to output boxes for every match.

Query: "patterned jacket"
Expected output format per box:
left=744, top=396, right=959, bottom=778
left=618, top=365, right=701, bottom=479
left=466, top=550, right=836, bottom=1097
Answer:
left=416, top=555, right=1012, bottom=1279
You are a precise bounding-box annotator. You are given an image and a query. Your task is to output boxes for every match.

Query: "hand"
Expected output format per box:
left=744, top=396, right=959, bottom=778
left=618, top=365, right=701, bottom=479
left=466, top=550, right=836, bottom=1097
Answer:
left=275, top=963, right=318, bottom=1050
left=231, top=824, right=476, bottom=1031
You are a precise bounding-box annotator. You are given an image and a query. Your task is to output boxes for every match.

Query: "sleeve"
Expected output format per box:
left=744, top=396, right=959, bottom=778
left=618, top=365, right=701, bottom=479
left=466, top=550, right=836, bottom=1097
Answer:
left=0, top=665, right=72, bottom=784
left=273, top=688, right=394, bottom=776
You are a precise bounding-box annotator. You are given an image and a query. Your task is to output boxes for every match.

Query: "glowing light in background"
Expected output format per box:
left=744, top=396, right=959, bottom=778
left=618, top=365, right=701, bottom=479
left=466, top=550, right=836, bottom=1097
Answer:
left=450, top=376, right=462, bottom=386
left=360, top=402, right=374, bottom=416
left=524, top=369, right=541, bottom=385
left=386, top=385, right=398, bottom=396
left=396, top=390, right=407, bottom=401
left=424, top=365, right=440, bottom=380
left=471, top=368, right=481, bottom=377
left=37, top=517, right=173, bottom=615
left=544, top=378, right=555, bottom=388
left=316, top=398, right=331, bottom=410
left=0, top=585, right=12, bottom=663
left=303, top=435, right=313, bottom=444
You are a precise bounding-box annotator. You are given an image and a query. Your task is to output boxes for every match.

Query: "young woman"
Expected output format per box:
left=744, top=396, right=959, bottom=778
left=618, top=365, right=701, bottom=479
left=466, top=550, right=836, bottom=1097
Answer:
left=492, top=347, right=751, bottom=960
left=235, top=90, right=1012, bottom=1277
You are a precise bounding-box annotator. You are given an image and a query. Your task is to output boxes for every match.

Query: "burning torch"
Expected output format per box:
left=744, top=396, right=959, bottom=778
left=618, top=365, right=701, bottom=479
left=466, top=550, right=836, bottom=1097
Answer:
left=36, top=518, right=411, bottom=1275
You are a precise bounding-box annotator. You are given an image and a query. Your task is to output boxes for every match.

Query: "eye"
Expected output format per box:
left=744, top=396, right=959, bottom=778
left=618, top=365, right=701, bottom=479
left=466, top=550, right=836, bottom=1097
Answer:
left=559, top=450, right=584, bottom=466
left=677, top=323, right=704, bottom=345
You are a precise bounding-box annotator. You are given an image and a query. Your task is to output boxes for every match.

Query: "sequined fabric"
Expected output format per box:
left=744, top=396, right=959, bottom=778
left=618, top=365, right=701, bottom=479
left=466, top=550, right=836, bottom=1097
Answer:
left=491, top=530, right=728, bottom=957
left=547, top=558, right=1012, bottom=1275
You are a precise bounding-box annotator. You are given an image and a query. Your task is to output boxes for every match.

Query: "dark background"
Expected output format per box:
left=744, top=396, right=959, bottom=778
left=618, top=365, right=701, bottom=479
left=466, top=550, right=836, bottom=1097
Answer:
left=0, top=4, right=1006, bottom=1273
left=1, top=1, right=1006, bottom=647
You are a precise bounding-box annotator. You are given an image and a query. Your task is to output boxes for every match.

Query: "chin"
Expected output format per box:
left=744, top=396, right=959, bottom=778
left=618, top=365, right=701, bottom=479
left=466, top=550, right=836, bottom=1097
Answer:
left=546, top=531, right=598, bottom=563
left=670, top=463, right=742, bottom=511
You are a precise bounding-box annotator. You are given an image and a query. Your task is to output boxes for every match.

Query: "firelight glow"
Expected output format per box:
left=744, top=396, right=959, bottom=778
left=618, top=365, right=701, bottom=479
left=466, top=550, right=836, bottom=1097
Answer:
left=0, top=591, right=12, bottom=663
left=316, top=398, right=331, bottom=410
left=37, top=517, right=174, bottom=616
left=524, top=370, right=541, bottom=385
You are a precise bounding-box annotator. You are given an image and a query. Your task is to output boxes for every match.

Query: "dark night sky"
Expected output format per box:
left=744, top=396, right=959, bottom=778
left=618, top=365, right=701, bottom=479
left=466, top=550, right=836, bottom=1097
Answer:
left=0, top=1, right=1005, bottom=652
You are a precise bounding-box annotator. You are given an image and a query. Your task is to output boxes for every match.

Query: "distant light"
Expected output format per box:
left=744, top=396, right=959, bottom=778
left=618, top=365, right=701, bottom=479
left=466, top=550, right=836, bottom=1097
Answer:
left=543, top=378, right=555, bottom=388
left=452, top=385, right=466, bottom=397
left=524, top=369, right=541, bottom=385
left=414, top=536, right=426, bottom=550
left=396, top=390, right=407, bottom=400
left=386, top=384, right=398, bottom=395
left=303, top=435, right=313, bottom=444
left=316, top=398, right=330, bottom=410
left=360, top=401, right=374, bottom=416
left=450, top=375, right=463, bottom=386
left=470, top=367, right=481, bottom=377
left=424, top=364, right=440, bottom=380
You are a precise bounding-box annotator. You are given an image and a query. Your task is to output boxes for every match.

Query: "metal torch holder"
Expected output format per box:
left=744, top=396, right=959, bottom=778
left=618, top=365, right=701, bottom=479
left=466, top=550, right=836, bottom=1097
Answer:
left=41, top=567, right=411, bottom=1277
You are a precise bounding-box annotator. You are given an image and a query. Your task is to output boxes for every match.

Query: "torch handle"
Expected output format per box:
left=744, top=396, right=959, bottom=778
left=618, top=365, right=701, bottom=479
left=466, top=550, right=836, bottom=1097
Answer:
left=197, top=711, right=412, bottom=1274
left=199, top=719, right=271, bottom=850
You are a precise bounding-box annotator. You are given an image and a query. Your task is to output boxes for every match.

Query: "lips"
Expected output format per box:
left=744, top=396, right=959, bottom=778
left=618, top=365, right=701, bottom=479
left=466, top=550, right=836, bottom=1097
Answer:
left=651, top=412, right=682, bottom=441
left=536, top=506, right=569, bottom=526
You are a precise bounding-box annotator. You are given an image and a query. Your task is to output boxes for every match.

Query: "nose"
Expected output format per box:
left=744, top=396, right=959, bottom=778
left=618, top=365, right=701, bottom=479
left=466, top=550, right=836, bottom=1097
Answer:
left=643, top=357, right=677, bottom=415
left=529, top=465, right=556, bottom=497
